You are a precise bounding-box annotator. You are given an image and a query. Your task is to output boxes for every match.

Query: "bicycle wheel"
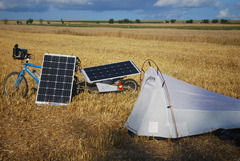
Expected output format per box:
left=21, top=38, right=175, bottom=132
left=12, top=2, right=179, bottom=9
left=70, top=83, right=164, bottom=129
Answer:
left=4, top=72, right=28, bottom=98
left=122, top=79, right=138, bottom=93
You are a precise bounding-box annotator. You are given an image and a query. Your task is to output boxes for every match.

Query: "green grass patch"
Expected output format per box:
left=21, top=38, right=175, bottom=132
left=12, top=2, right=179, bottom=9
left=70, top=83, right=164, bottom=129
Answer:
left=30, top=23, right=240, bottom=30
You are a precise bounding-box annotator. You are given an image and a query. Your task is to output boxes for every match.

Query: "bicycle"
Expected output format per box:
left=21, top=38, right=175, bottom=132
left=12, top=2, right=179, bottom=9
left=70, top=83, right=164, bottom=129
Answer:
left=4, top=44, right=42, bottom=99
left=4, top=44, right=139, bottom=100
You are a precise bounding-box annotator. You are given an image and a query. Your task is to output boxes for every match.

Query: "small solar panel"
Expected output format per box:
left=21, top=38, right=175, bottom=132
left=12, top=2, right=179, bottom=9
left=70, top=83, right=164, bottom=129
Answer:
left=36, top=53, right=76, bottom=105
left=81, top=61, right=140, bottom=83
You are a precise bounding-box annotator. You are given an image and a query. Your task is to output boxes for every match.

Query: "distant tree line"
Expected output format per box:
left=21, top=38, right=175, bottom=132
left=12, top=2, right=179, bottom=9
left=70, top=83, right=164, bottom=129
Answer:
left=4, top=19, right=8, bottom=24
left=185, top=19, right=229, bottom=24
left=1, top=18, right=232, bottom=25
left=164, top=19, right=176, bottom=23
left=108, top=18, right=141, bottom=24
left=108, top=18, right=229, bottom=24
left=186, top=19, right=194, bottom=23
left=26, top=18, right=34, bottom=24
left=16, top=20, right=22, bottom=24
left=4, top=18, right=33, bottom=25
left=60, top=19, right=64, bottom=24
left=200, top=19, right=229, bottom=24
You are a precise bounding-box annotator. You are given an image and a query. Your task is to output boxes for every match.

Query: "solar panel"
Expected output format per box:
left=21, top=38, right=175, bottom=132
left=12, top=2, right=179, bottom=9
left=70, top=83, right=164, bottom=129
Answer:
left=36, top=53, right=76, bottom=105
left=81, top=60, right=140, bottom=83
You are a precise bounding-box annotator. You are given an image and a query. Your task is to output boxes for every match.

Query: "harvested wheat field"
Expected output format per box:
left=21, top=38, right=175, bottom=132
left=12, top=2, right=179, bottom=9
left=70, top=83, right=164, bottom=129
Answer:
left=0, top=24, right=240, bottom=161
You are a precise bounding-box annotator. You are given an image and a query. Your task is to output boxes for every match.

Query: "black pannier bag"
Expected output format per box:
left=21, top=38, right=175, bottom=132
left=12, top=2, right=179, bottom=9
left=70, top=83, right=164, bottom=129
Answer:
left=13, top=44, right=28, bottom=60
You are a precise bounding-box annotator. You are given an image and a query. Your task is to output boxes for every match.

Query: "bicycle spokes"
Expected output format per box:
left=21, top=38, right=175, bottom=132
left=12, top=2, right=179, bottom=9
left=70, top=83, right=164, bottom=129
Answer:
left=4, top=72, right=28, bottom=99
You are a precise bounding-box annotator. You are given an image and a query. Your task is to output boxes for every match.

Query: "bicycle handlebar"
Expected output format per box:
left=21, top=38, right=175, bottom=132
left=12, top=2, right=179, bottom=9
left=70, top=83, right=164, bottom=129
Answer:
left=26, top=53, right=32, bottom=59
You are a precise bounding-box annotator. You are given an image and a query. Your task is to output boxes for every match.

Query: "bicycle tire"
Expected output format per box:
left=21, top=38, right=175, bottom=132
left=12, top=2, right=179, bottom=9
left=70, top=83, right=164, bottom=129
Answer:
left=122, top=79, right=138, bottom=92
left=4, top=72, right=28, bottom=98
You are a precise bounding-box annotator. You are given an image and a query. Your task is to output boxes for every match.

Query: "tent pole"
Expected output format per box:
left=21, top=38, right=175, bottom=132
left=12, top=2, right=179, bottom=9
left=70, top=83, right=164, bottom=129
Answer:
left=140, top=59, right=179, bottom=138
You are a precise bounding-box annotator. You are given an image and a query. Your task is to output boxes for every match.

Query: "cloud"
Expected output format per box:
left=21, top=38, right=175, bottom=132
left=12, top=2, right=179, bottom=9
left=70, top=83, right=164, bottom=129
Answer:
left=0, top=0, right=47, bottom=11
left=165, top=10, right=187, bottom=19
left=217, top=8, right=229, bottom=18
left=46, top=0, right=94, bottom=10
left=154, top=0, right=214, bottom=8
left=0, top=0, right=225, bottom=13
left=237, top=2, right=240, bottom=8
left=181, top=0, right=208, bottom=7
left=0, top=0, right=238, bottom=21
left=0, top=0, right=154, bottom=12
left=0, top=0, right=93, bottom=11
left=0, top=2, right=5, bottom=9
left=154, top=0, right=178, bottom=7
left=47, top=0, right=92, bottom=5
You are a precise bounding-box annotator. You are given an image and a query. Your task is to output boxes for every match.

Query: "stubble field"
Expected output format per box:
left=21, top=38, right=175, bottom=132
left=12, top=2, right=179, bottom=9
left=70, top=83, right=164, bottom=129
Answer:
left=0, top=24, right=240, bottom=160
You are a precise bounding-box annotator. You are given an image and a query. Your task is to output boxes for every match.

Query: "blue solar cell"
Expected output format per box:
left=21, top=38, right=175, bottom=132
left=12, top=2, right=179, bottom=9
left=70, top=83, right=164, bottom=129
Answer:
left=58, top=69, right=65, bottom=75
left=64, top=83, right=72, bottom=89
left=55, top=89, right=63, bottom=96
left=57, top=76, right=65, bottom=82
left=68, top=57, right=75, bottom=63
left=52, top=56, right=59, bottom=62
left=43, top=61, right=51, bottom=68
left=56, top=82, right=64, bottom=89
left=44, top=55, right=52, bottom=61
left=59, top=63, right=67, bottom=69
left=60, top=56, right=67, bottom=62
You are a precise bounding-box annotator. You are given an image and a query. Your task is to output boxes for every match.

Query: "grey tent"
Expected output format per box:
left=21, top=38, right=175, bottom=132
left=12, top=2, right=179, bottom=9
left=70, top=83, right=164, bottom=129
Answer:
left=125, top=67, right=240, bottom=138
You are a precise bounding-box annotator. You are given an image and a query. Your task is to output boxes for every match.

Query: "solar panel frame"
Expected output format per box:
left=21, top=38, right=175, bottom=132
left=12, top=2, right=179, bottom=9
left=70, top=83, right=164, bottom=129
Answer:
left=36, top=53, right=76, bottom=106
left=81, top=60, right=141, bottom=83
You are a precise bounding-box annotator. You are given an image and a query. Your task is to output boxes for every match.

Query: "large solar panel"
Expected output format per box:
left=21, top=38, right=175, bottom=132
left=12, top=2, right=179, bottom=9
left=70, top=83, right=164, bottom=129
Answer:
left=81, top=61, right=140, bottom=83
left=36, top=53, right=76, bottom=105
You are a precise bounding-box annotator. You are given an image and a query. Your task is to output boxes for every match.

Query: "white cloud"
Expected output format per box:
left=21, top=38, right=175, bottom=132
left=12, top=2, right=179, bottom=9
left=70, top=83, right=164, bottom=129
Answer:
left=154, top=0, right=213, bottom=7
left=165, top=10, right=186, bottom=19
left=47, top=0, right=92, bottom=5
left=181, top=0, right=202, bottom=7
left=217, top=8, right=229, bottom=18
left=0, top=0, right=92, bottom=10
left=154, top=0, right=178, bottom=7
left=0, top=0, right=42, bottom=10
left=0, top=2, right=5, bottom=9
left=0, top=1, right=19, bottom=10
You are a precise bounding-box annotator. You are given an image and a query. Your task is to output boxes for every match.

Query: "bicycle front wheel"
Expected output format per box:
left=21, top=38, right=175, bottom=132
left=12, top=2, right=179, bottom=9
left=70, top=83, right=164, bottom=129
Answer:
left=4, top=72, right=28, bottom=99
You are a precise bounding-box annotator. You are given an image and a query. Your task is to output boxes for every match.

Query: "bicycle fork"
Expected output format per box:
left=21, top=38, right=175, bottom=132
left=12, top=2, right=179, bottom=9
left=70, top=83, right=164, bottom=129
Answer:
left=14, top=70, right=25, bottom=88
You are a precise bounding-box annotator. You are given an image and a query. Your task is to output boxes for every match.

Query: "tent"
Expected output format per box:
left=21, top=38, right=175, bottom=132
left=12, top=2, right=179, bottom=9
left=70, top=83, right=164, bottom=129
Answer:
left=125, top=67, right=240, bottom=138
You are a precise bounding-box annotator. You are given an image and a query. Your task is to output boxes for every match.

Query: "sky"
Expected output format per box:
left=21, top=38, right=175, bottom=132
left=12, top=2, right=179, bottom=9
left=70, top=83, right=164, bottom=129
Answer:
left=0, top=0, right=239, bottom=20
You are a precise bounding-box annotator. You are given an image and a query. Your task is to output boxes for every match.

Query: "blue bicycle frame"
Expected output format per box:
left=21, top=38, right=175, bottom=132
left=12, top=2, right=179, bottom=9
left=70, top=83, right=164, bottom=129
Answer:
left=14, top=60, right=42, bottom=87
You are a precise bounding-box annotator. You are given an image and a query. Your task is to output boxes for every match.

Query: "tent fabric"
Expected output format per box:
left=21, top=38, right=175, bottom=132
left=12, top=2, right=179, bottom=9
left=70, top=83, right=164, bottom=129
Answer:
left=125, top=67, right=240, bottom=138
left=164, top=74, right=240, bottom=111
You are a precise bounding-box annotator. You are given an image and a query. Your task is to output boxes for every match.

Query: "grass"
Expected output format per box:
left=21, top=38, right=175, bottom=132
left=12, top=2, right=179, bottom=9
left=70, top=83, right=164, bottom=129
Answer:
left=0, top=24, right=240, bottom=160
left=18, top=23, right=240, bottom=30
left=42, top=23, right=240, bottom=30
left=1, top=25, right=240, bottom=46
